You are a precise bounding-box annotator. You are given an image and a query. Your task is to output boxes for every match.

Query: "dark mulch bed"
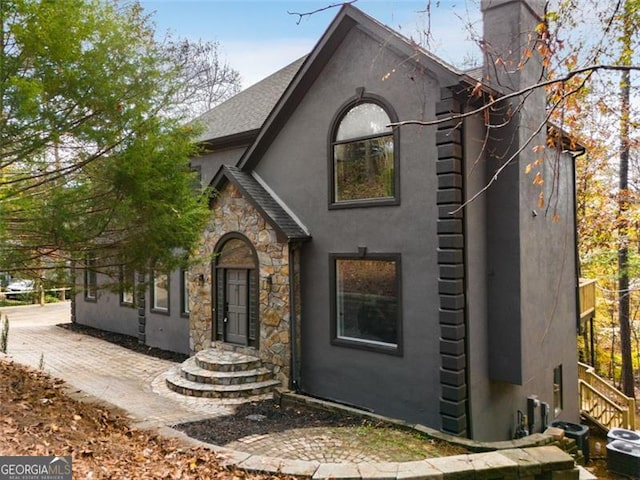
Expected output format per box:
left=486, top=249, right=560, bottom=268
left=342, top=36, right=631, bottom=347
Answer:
left=173, top=399, right=376, bottom=445
left=58, top=322, right=189, bottom=362
left=56, top=322, right=402, bottom=448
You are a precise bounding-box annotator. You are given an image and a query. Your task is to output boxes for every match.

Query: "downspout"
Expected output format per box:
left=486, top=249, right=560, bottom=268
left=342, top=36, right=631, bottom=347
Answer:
left=288, top=241, right=301, bottom=392
left=571, top=148, right=586, bottom=333
left=571, top=147, right=594, bottom=366
left=461, top=114, right=473, bottom=439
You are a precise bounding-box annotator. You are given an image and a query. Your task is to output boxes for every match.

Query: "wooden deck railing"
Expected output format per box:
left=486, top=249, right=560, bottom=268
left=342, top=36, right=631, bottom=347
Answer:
left=578, top=362, right=636, bottom=430
left=579, top=278, right=596, bottom=321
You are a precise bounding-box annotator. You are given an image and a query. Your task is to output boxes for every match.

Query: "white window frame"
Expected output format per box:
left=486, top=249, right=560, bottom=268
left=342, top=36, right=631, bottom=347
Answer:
left=152, top=271, right=169, bottom=313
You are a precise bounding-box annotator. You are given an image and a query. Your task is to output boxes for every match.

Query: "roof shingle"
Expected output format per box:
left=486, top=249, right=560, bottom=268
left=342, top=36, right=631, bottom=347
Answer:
left=194, top=57, right=306, bottom=143
left=222, top=166, right=310, bottom=242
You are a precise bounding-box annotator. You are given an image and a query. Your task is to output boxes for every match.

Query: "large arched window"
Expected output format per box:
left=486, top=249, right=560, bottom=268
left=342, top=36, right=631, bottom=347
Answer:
left=330, top=99, right=399, bottom=207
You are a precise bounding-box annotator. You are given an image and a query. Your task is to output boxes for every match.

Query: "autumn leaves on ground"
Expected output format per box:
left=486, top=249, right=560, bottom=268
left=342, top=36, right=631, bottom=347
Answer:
left=0, top=359, right=293, bottom=479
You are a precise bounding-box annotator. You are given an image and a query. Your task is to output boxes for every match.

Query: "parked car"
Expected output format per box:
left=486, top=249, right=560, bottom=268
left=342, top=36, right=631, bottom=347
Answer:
left=5, top=279, right=34, bottom=298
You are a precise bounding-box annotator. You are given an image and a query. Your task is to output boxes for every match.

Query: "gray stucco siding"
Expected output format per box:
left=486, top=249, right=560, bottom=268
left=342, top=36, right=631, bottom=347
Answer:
left=253, top=26, right=444, bottom=427
left=463, top=111, right=493, bottom=439
left=299, top=237, right=441, bottom=424
left=74, top=269, right=189, bottom=355
left=465, top=112, right=579, bottom=440
left=143, top=312, right=189, bottom=354
left=74, top=272, right=139, bottom=338
left=191, top=146, right=247, bottom=189
left=143, top=268, right=190, bottom=354
left=464, top=112, right=531, bottom=441
left=519, top=148, right=579, bottom=421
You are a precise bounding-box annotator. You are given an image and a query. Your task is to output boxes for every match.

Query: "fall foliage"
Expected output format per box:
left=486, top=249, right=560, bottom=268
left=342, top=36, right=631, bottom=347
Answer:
left=0, top=359, right=292, bottom=479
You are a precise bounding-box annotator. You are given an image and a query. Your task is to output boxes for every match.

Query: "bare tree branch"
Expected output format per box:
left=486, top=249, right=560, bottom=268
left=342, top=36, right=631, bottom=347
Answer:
left=288, top=1, right=358, bottom=25
left=390, top=63, right=640, bottom=130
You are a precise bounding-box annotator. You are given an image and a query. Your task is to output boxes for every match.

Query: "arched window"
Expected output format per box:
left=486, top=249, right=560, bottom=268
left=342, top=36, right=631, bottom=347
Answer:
left=218, top=238, right=255, bottom=268
left=331, top=99, right=398, bottom=206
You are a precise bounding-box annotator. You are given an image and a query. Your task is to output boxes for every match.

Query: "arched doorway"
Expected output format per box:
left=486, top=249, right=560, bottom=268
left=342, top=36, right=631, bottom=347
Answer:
left=213, top=234, right=259, bottom=347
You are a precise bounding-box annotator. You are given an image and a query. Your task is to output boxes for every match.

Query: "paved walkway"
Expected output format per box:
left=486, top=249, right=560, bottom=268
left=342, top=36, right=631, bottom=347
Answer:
left=3, top=303, right=590, bottom=479
left=5, top=303, right=236, bottom=429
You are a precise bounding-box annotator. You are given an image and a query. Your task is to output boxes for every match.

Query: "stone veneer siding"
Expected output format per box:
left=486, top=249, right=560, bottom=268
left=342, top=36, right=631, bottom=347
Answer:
left=189, top=182, right=292, bottom=386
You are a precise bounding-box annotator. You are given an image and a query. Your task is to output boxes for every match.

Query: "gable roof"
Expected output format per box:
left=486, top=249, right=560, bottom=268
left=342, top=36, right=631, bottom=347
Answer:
left=213, top=165, right=310, bottom=243
left=193, top=4, right=478, bottom=158
left=194, top=56, right=306, bottom=145
left=237, top=4, right=471, bottom=171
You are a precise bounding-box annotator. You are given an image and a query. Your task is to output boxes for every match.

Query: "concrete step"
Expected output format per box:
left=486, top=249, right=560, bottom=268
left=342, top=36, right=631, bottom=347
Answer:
left=180, top=357, right=273, bottom=385
left=166, top=367, right=280, bottom=399
left=194, top=349, right=263, bottom=372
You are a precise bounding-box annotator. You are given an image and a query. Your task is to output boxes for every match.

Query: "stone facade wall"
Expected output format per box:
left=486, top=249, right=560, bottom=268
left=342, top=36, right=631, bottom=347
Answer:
left=189, top=182, right=292, bottom=386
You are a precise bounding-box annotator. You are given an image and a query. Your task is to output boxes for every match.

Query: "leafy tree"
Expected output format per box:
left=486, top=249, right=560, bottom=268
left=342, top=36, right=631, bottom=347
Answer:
left=617, top=0, right=636, bottom=397
left=0, top=0, right=238, bottom=284
left=536, top=0, right=640, bottom=392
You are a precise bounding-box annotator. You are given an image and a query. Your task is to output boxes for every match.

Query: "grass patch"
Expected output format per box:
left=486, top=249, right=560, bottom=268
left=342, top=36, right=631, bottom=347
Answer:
left=177, top=399, right=469, bottom=462
left=328, top=424, right=467, bottom=461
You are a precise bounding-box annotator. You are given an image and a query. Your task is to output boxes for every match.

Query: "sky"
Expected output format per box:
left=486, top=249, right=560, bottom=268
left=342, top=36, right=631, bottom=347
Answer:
left=140, top=0, right=482, bottom=89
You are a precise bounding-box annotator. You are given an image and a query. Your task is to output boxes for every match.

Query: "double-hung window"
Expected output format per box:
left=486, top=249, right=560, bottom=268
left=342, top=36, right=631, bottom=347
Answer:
left=84, top=256, right=97, bottom=301
left=152, top=271, right=169, bottom=313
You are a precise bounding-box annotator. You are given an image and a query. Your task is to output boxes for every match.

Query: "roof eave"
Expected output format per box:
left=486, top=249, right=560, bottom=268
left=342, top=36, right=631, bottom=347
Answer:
left=199, top=129, right=259, bottom=150
left=209, top=166, right=311, bottom=243
left=547, top=122, right=587, bottom=155
left=238, top=10, right=356, bottom=171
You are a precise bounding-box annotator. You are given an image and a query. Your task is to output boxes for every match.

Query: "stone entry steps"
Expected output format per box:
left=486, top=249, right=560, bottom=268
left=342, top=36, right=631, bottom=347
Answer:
left=166, top=349, right=280, bottom=400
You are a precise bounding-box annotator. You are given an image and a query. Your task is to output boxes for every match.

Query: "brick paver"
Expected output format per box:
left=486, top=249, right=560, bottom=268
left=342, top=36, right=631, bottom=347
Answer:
left=226, top=427, right=401, bottom=463
left=4, top=303, right=234, bottom=428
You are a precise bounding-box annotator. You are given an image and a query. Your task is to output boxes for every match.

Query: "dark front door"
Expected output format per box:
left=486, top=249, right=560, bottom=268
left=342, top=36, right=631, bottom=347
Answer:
left=225, top=269, right=248, bottom=345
